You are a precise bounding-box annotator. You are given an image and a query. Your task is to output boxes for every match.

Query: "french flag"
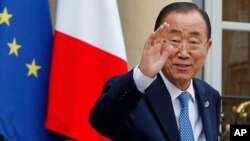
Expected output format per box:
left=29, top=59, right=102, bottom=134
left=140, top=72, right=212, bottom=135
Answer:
left=46, top=0, right=128, bottom=140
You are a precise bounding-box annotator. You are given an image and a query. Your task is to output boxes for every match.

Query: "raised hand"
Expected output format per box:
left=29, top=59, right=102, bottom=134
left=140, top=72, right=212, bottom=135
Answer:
left=138, top=22, right=172, bottom=78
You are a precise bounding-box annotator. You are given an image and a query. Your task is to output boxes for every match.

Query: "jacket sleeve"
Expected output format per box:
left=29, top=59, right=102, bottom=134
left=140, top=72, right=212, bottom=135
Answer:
left=89, top=70, right=144, bottom=139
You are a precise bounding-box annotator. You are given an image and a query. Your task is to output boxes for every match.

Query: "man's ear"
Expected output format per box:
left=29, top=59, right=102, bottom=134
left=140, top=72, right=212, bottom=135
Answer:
left=206, top=39, right=212, bottom=51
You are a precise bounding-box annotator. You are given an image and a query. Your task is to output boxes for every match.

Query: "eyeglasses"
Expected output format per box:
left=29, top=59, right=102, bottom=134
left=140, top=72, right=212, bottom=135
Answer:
left=164, top=39, right=208, bottom=51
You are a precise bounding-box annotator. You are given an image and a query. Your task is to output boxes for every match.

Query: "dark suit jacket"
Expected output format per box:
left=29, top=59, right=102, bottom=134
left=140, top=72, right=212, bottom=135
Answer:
left=90, top=70, right=221, bottom=141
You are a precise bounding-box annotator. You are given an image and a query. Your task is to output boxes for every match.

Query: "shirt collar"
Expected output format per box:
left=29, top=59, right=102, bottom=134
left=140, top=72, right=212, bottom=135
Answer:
left=159, top=71, right=195, bottom=103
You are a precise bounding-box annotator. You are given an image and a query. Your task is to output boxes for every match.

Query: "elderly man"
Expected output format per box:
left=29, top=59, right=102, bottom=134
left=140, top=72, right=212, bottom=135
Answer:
left=90, top=2, right=221, bottom=141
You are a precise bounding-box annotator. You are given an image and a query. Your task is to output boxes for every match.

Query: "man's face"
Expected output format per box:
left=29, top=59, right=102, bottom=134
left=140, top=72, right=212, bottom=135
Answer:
left=162, top=11, right=212, bottom=89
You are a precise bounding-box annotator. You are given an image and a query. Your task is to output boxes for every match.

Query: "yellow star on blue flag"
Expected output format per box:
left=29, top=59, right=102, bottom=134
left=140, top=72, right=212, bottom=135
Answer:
left=8, top=38, right=21, bottom=56
left=26, top=59, right=42, bottom=77
left=0, top=7, right=13, bottom=26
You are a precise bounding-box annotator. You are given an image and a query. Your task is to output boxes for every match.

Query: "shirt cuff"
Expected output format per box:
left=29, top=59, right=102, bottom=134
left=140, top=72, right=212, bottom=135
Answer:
left=133, top=65, right=157, bottom=93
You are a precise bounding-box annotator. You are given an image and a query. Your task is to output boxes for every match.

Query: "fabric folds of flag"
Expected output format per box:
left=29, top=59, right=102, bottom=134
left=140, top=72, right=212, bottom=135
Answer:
left=0, top=1, right=65, bottom=141
left=45, top=0, right=128, bottom=141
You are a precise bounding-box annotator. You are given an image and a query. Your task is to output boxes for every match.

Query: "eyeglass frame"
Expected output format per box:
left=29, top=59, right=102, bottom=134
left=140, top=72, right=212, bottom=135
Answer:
left=163, top=39, right=209, bottom=51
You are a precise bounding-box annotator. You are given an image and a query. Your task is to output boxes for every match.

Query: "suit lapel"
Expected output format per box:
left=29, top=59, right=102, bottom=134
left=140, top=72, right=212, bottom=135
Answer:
left=145, top=75, right=180, bottom=141
left=193, top=79, right=213, bottom=141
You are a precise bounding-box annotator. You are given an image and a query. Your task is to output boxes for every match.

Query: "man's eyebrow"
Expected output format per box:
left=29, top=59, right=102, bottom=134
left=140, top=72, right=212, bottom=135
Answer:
left=189, top=31, right=201, bottom=36
left=169, top=29, right=182, bottom=34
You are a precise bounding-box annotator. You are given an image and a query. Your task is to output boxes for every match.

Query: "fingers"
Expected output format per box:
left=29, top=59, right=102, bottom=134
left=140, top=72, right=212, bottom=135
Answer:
left=145, top=22, right=170, bottom=49
left=145, top=32, right=154, bottom=48
left=154, top=22, right=169, bottom=39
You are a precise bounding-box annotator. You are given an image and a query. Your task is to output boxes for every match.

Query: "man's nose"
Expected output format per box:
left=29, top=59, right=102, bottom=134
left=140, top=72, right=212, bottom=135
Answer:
left=178, top=43, right=190, bottom=58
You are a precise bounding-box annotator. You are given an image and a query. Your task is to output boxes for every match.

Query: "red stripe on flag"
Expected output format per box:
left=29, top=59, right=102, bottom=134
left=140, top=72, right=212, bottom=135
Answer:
left=46, top=31, right=127, bottom=140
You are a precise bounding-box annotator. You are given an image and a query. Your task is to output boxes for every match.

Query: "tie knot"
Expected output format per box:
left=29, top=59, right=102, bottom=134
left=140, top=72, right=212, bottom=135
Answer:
left=179, top=91, right=190, bottom=108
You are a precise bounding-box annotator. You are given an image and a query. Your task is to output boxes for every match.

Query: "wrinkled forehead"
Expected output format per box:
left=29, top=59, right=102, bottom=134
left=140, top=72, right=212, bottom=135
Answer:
left=164, top=11, right=208, bottom=38
left=167, top=28, right=203, bottom=37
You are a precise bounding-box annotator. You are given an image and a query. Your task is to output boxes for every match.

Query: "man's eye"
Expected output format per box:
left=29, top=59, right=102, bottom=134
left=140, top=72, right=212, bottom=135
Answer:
left=189, top=41, right=199, bottom=45
left=170, top=40, right=181, bottom=43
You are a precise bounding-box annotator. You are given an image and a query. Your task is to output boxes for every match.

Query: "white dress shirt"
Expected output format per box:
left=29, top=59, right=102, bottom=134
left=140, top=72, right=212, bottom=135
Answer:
left=133, top=66, right=206, bottom=141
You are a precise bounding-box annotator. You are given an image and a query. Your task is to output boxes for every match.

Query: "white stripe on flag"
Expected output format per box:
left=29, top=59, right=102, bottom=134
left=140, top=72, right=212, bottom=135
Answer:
left=55, top=0, right=127, bottom=61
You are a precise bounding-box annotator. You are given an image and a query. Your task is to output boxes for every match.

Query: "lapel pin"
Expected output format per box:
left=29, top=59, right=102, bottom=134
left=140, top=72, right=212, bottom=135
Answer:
left=205, top=101, right=209, bottom=108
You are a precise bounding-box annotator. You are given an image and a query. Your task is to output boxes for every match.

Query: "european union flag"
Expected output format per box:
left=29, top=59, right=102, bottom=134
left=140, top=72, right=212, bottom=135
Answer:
left=0, top=1, right=65, bottom=140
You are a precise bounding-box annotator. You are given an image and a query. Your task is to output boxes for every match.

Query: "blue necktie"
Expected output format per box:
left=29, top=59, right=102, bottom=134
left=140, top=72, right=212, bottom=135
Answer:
left=179, top=91, right=195, bottom=141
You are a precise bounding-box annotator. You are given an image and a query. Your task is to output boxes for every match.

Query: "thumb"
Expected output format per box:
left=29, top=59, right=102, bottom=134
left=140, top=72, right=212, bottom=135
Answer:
left=161, top=44, right=173, bottom=60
